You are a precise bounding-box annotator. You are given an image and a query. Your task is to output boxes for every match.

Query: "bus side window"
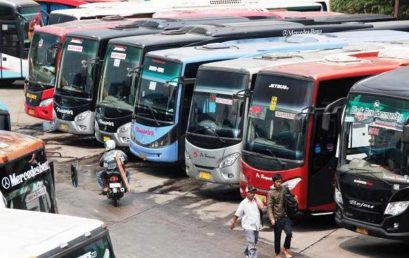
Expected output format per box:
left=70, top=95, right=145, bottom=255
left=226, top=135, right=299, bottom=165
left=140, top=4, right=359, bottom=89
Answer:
left=1, top=23, right=21, bottom=58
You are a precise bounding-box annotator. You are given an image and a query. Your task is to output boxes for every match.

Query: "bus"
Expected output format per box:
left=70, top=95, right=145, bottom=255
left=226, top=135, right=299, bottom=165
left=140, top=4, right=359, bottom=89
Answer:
left=0, top=130, right=57, bottom=213
left=25, top=16, right=138, bottom=122
left=240, top=46, right=409, bottom=212
left=53, top=17, right=270, bottom=135
left=93, top=19, right=371, bottom=148
left=0, top=99, right=10, bottom=130
left=0, top=0, right=42, bottom=82
left=1, top=208, right=115, bottom=257
left=334, top=65, right=409, bottom=240
left=34, top=0, right=121, bottom=25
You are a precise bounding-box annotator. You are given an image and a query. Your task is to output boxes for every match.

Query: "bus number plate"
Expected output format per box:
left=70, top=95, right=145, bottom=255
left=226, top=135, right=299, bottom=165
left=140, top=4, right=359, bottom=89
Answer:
left=28, top=109, right=35, bottom=115
left=199, top=171, right=212, bottom=180
left=59, top=123, right=69, bottom=131
left=103, top=136, right=110, bottom=142
left=355, top=227, right=368, bottom=235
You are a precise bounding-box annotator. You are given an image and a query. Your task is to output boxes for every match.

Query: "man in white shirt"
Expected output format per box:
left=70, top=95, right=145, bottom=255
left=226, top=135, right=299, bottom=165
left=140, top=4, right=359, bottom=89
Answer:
left=230, top=185, right=264, bottom=258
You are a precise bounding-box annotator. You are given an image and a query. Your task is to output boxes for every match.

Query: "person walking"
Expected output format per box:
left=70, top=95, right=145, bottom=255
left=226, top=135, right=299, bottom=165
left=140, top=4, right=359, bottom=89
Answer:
left=268, top=174, right=293, bottom=258
left=230, top=185, right=264, bottom=258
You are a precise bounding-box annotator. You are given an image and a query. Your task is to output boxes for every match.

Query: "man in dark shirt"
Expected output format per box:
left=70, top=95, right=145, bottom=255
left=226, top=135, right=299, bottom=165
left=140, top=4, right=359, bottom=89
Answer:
left=267, top=174, right=293, bottom=258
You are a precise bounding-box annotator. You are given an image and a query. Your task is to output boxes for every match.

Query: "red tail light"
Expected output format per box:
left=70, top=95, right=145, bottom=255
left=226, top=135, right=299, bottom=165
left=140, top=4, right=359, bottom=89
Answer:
left=110, top=175, right=119, bottom=182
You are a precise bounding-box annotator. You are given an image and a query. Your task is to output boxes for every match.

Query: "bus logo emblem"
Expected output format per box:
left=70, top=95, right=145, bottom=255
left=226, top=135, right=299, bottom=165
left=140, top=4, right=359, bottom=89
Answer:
left=2, top=177, right=10, bottom=189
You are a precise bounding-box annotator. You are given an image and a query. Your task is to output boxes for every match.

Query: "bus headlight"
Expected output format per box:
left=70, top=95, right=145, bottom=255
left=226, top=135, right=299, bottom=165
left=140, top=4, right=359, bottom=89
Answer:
left=334, top=187, right=343, bottom=205
left=282, top=177, right=302, bottom=190
left=219, top=153, right=240, bottom=168
left=39, top=98, right=53, bottom=107
left=385, top=201, right=409, bottom=216
left=75, top=111, right=91, bottom=122
left=147, top=134, right=171, bottom=148
left=118, top=122, right=131, bottom=134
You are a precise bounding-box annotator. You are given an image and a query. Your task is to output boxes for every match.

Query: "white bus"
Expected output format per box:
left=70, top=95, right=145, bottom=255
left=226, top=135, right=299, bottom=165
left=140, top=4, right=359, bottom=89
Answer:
left=0, top=208, right=116, bottom=257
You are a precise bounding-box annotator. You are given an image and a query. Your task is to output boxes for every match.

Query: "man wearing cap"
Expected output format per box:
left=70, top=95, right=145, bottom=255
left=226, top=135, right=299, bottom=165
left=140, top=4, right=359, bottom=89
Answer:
left=230, top=185, right=264, bottom=258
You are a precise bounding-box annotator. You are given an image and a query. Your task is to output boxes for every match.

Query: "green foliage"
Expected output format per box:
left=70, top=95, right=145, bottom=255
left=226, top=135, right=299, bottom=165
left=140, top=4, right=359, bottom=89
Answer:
left=331, top=0, right=409, bottom=19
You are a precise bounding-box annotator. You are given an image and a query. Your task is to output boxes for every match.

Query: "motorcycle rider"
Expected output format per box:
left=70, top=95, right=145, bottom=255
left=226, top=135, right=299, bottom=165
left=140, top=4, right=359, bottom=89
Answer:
left=97, top=140, right=130, bottom=194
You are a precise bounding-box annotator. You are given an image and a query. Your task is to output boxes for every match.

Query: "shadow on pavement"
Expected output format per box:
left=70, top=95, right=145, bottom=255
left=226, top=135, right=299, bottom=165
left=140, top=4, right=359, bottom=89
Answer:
left=339, top=236, right=409, bottom=258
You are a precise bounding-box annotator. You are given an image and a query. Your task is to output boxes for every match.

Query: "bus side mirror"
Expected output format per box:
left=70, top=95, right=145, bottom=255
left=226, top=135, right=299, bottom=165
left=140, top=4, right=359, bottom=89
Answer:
left=403, top=125, right=409, bottom=144
left=322, top=112, right=331, bottom=131
left=70, top=163, right=78, bottom=188
left=322, top=97, right=347, bottom=131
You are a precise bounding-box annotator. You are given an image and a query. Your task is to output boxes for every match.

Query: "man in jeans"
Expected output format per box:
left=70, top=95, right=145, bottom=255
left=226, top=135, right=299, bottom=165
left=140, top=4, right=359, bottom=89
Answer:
left=268, top=174, right=293, bottom=258
left=231, top=185, right=264, bottom=258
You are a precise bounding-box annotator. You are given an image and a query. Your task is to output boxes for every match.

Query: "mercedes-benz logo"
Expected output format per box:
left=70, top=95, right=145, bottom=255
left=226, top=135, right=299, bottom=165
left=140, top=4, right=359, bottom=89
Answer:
left=2, top=177, right=10, bottom=189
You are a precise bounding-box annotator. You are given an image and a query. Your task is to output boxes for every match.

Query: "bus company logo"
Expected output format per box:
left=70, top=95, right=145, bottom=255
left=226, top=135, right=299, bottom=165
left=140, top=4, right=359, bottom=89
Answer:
left=2, top=162, right=50, bottom=189
left=282, top=29, right=323, bottom=37
left=353, top=179, right=373, bottom=187
left=56, top=107, right=73, bottom=115
left=98, top=119, right=114, bottom=127
left=349, top=199, right=375, bottom=209
left=192, top=151, right=199, bottom=158
left=255, top=173, right=273, bottom=181
left=268, top=84, right=289, bottom=90
left=136, top=127, right=154, bottom=136
left=1, top=177, right=10, bottom=189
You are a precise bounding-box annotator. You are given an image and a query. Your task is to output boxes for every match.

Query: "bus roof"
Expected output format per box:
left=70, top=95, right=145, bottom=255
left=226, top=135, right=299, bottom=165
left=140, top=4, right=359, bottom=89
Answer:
left=64, top=17, right=276, bottom=41
left=258, top=47, right=409, bottom=82
left=349, top=66, right=409, bottom=99
left=34, top=16, right=137, bottom=37
left=0, top=131, right=44, bottom=164
left=366, top=20, right=409, bottom=32
left=35, top=0, right=120, bottom=6
left=144, top=30, right=409, bottom=64
left=0, top=208, right=105, bottom=257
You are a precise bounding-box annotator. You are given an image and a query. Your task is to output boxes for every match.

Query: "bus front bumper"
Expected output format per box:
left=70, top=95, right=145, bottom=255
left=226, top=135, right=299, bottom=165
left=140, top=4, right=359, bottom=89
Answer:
left=54, top=115, right=94, bottom=135
left=129, top=140, right=179, bottom=163
left=185, top=158, right=240, bottom=184
left=25, top=102, right=54, bottom=121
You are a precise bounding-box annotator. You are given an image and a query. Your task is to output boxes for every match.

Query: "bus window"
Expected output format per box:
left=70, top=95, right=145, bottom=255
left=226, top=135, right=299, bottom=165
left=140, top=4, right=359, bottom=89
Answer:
left=0, top=148, right=56, bottom=213
left=0, top=23, right=21, bottom=58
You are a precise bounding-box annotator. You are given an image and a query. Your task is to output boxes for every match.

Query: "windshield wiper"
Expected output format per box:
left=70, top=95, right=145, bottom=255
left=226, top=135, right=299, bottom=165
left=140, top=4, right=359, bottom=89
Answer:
left=188, top=126, right=225, bottom=143
left=137, top=104, right=160, bottom=126
left=264, top=148, right=286, bottom=168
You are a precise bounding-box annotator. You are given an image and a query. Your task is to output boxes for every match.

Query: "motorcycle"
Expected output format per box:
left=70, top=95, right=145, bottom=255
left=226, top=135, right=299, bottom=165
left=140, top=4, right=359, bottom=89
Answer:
left=106, top=171, right=126, bottom=207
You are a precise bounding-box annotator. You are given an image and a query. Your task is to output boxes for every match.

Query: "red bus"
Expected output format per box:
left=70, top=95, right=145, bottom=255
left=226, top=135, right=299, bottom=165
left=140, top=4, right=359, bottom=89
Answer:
left=24, top=16, right=136, bottom=121
left=240, top=48, right=409, bottom=212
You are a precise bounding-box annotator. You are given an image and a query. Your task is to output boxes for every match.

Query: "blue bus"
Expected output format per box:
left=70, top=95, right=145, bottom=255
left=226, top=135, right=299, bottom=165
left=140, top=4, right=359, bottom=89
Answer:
left=130, top=30, right=409, bottom=164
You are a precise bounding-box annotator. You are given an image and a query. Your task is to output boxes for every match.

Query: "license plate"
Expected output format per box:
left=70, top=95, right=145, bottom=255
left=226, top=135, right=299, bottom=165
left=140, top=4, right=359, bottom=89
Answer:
left=355, top=227, right=368, bottom=235
left=28, top=109, right=35, bottom=115
left=109, top=183, right=121, bottom=188
left=103, top=136, right=110, bottom=142
left=59, top=123, right=69, bottom=131
left=255, top=194, right=266, bottom=204
left=199, top=171, right=212, bottom=180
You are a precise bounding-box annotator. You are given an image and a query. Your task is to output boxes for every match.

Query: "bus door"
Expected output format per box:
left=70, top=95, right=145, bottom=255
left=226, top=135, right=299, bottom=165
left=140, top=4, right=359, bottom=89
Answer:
left=308, top=77, right=365, bottom=207
left=0, top=21, right=23, bottom=80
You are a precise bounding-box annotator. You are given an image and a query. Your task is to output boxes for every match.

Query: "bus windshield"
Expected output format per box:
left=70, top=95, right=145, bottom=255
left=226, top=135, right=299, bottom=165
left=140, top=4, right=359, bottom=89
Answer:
left=0, top=148, right=56, bottom=213
left=98, top=45, right=142, bottom=111
left=187, top=70, right=249, bottom=139
left=244, top=74, right=314, bottom=161
left=63, top=234, right=114, bottom=258
left=341, top=94, right=409, bottom=179
left=28, top=32, right=59, bottom=88
left=134, top=57, right=181, bottom=125
left=57, top=37, right=98, bottom=98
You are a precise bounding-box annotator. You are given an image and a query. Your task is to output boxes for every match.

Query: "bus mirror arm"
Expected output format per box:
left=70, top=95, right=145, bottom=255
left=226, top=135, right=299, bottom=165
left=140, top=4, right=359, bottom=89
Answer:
left=322, top=97, right=347, bottom=131
left=233, top=89, right=252, bottom=99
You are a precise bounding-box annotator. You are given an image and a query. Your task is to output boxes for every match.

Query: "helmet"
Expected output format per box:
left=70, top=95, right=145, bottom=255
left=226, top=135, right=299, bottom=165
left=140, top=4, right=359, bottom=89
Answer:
left=104, top=139, right=116, bottom=151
